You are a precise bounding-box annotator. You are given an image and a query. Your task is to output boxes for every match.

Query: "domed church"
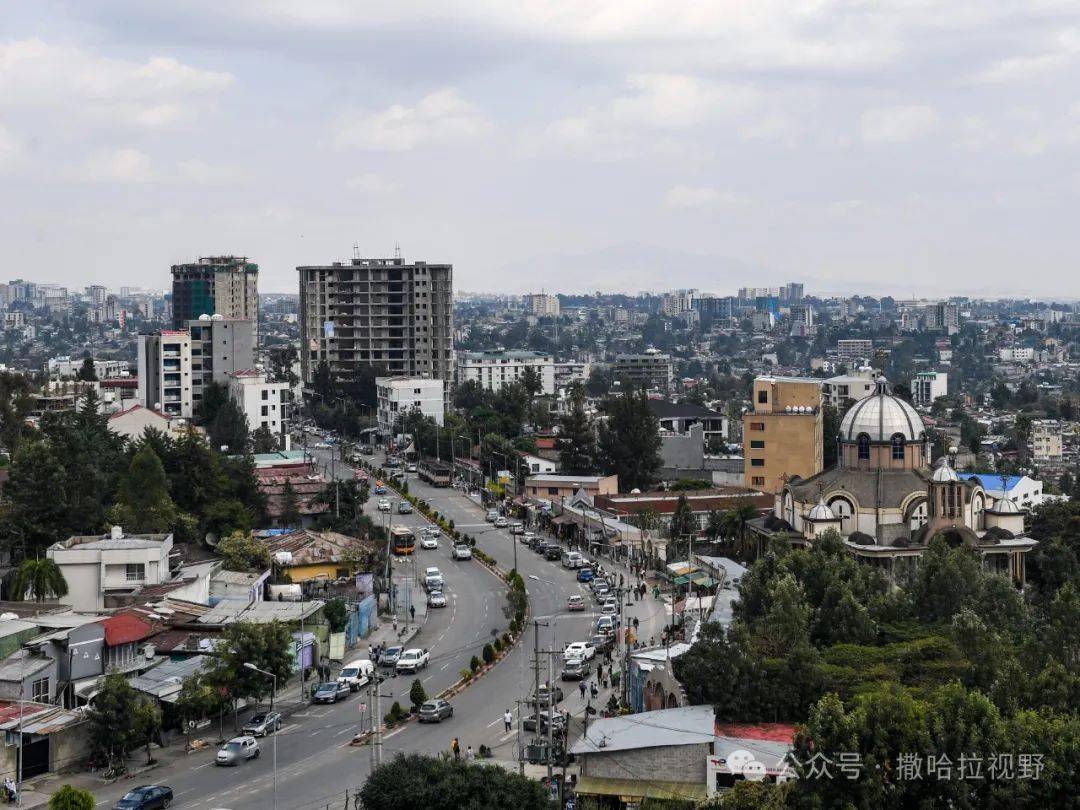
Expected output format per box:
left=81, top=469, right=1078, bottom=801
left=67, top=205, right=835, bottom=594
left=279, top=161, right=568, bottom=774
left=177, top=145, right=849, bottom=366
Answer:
left=766, top=377, right=1035, bottom=584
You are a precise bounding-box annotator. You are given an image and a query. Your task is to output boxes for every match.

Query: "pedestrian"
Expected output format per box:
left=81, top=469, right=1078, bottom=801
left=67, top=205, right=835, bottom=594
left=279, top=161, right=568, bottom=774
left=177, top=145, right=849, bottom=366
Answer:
left=590, top=682, right=598, bottom=699
left=618, top=573, right=624, bottom=587
left=579, top=681, right=587, bottom=699
left=504, top=708, right=513, bottom=733
left=451, top=737, right=460, bottom=761
left=466, top=746, right=474, bottom=762
left=633, top=617, right=640, bottom=631
left=409, top=604, right=416, bottom=622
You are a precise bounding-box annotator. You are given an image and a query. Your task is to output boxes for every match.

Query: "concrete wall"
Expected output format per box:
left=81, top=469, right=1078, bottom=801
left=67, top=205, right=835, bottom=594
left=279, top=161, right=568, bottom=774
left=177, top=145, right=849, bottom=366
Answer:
left=582, top=742, right=710, bottom=782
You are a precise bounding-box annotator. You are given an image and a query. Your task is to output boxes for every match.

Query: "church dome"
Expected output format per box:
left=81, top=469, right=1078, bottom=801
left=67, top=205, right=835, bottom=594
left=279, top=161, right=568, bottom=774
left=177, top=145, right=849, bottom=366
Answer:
left=839, top=377, right=925, bottom=442
left=807, top=497, right=837, bottom=521
left=930, top=456, right=959, bottom=483
left=989, top=496, right=1022, bottom=514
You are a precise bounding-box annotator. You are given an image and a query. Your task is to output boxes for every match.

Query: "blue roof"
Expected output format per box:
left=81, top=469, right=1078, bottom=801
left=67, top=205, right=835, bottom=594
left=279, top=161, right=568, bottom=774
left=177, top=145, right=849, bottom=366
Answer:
left=957, top=473, right=1024, bottom=493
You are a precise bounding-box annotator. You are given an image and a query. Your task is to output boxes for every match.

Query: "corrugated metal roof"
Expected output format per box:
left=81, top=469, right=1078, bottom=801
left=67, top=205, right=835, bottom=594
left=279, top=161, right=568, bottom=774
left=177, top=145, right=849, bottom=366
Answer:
left=570, top=705, right=716, bottom=755
left=98, top=613, right=154, bottom=646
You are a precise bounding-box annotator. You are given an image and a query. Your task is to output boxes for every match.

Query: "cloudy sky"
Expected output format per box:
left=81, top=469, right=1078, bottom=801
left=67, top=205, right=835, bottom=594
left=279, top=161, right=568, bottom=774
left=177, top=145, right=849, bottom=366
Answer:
left=2, top=2, right=1079, bottom=298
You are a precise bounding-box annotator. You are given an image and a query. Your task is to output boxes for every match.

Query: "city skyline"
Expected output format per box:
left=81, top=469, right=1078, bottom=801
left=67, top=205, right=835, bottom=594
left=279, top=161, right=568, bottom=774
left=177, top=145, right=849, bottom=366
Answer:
left=2, top=3, right=1080, bottom=298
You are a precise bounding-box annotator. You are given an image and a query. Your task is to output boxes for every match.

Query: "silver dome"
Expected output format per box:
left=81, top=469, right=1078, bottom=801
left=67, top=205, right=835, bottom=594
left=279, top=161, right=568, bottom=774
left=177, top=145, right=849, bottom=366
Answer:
left=930, top=456, right=959, bottom=483
left=989, top=496, right=1021, bottom=514
left=839, top=377, right=926, bottom=442
left=807, top=497, right=837, bottom=521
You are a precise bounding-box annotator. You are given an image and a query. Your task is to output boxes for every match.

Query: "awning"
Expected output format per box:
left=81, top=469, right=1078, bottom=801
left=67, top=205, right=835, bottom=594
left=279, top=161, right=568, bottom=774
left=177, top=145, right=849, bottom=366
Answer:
left=550, top=515, right=576, bottom=526
left=574, top=775, right=708, bottom=802
left=672, top=575, right=690, bottom=586
left=73, top=679, right=102, bottom=701
left=692, top=577, right=719, bottom=588
left=686, top=570, right=708, bottom=582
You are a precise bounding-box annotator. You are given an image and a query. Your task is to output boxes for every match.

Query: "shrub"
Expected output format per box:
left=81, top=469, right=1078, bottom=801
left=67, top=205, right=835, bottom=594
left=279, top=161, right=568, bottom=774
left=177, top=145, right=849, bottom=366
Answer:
left=49, top=785, right=95, bottom=810
left=459, top=668, right=472, bottom=683
left=410, top=678, right=427, bottom=709
left=502, top=632, right=511, bottom=647
left=470, top=655, right=480, bottom=672
left=509, top=619, right=519, bottom=635
left=482, top=644, right=495, bottom=664
left=493, top=637, right=502, bottom=653
left=449, top=520, right=455, bottom=530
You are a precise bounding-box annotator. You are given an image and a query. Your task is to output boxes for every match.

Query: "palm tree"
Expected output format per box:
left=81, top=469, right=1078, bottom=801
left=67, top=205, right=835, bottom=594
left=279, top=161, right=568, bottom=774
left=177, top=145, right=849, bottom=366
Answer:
left=12, top=557, right=68, bottom=603
left=719, top=501, right=759, bottom=559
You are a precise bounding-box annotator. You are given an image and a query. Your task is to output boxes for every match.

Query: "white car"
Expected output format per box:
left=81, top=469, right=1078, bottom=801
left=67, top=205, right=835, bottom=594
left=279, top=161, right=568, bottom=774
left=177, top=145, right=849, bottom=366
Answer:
left=377, top=499, right=391, bottom=512
left=427, top=590, right=447, bottom=608
left=337, top=659, right=374, bottom=691
left=494, top=516, right=508, bottom=528
left=600, top=601, right=618, bottom=616
left=563, top=641, right=596, bottom=661
left=453, top=543, right=472, bottom=560
left=420, top=535, right=438, bottom=550
left=509, top=523, right=524, bottom=535
left=395, top=648, right=430, bottom=673
left=406, top=463, right=418, bottom=473
left=216, top=736, right=260, bottom=766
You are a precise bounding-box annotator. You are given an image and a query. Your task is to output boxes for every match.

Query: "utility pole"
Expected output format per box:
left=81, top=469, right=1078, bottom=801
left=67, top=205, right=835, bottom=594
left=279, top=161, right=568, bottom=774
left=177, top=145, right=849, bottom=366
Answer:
left=373, top=673, right=384, bottom=767
left=367, top=678, right=376, bottom=770
left=532, top=619, right=547, bottom=749
left=516, top=698, right=525, bottom=776
left=546, top=652, right=555, bottom=787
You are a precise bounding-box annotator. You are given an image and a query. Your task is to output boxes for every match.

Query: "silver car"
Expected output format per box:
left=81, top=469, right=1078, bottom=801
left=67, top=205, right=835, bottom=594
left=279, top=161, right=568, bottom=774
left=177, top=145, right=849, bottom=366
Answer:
left=241, top=711, right=282, bottom=737
left=216, top=736, right=260, bottom=766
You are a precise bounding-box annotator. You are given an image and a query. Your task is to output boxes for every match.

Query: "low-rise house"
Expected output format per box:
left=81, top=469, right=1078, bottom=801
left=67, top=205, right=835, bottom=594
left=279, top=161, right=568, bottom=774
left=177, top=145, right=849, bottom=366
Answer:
left=594, top=488, right=771, bottom=537
left=258, top=529, right=375, bottom=583
left=0, top=701, right=87, bottom=780
left=524, top=473, right=618, bottom=502
left=47, top=527, right=178, bottom=611
left=107, top=403, right=185, bottom=442
left=253, top=454, right=329, bottom=527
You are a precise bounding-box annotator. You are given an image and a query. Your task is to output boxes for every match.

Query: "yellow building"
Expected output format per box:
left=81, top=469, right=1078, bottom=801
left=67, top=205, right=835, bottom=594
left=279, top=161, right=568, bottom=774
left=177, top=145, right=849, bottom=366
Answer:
left=743, top=376, right=823, bottom=494
left=259, top=529, right=376, bottom=583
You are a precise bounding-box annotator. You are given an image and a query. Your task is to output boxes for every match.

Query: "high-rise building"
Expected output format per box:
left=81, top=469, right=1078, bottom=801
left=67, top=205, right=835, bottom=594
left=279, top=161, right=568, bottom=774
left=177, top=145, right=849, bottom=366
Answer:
left=837, top=339, right=874, bottom=366
left=297, top=256, right=453, bottom=385
left=171, top=256, right=259, bottom=338
left=187, top=316, right=256, bottom=410
left=612, top=352, right=674, bottom=391
left=525, top=293, right=560, bottom=318
left=137, top=330, right=193, bottom=418
left=911, top=371, right=948, bottom=407
left=743, top=376, right=823, bottom=493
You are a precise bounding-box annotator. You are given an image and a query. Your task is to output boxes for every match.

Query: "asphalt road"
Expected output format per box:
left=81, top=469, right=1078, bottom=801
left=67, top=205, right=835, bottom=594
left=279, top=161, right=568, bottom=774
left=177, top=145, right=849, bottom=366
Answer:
left=90, top=443, right=665, bottom=810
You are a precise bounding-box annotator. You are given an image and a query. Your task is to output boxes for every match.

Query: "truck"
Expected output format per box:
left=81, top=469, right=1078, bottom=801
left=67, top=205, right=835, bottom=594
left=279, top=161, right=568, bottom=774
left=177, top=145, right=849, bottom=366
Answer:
left=395, top=648, right=430, bottom=674
left=418, top=459, right=452, bottom=487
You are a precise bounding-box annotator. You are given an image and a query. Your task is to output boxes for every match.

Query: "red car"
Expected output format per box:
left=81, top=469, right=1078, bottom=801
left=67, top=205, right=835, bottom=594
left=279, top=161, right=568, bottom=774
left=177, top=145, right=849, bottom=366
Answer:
left=567, top=595, right=586, bottom=612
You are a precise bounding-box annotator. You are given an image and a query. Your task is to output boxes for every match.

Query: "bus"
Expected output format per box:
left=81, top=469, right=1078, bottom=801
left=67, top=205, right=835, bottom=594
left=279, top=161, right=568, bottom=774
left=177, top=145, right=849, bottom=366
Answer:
left=418, top=459, right=452, bottom=487
left=391, top=525, right=416, bottom=556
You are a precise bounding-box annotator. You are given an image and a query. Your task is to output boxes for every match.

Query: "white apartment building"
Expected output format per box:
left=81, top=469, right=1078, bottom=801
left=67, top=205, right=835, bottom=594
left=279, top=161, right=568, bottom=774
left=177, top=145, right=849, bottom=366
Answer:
left=228, top=370, right=290, bottom=444
left=1031, top=420, right=1063, bottom=463
left=821, top=369, right=876, bottom=409
left=457, top=351, right=556, bottom=396
left=554, top=361, right=591, bottom=391
left=137, top=330, right=193, bottom=418
left=999, top=347, right=1035, bottom=362
left=912, top=371, right=949, bottom=407
left=47, top=526, right=176, bottom=611
left=48, top=356, right=130, bottom=379
left=376, top=376, right=445, bottom=434
left=525, top=293, right=560, bottom=318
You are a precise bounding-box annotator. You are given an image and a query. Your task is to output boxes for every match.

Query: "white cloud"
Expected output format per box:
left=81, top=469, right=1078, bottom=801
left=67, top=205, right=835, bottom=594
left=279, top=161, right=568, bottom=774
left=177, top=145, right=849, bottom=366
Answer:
left=0, top=124, right=21, bottom=167
left=859, top=105, right=940, bottom=143
left=334, top=89, right=490, bottom=151
left=76, top=148, right=155, bottom=184
left=0, top=39, right=233, bottom=130
left=611, top=74, right=757, bottom=130
left=664, top=184, right=739, bottom=210
left=972, top=29, right=1080, bottom=83
left=346, top=172, right=398, bottom=193
left=176, top=158, right=246, bottom=186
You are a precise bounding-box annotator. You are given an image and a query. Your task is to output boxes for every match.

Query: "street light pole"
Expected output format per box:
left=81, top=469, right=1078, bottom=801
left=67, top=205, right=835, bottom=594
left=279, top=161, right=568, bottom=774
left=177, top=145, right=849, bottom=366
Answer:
left=243, top=663, right=277, bottom=810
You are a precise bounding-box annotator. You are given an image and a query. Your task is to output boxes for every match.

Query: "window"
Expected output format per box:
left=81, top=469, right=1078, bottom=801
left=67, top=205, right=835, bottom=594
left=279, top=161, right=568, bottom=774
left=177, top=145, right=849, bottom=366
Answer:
left=31, top=677, right=50, bottom=702
left=547, top=487, right=560, bottom=495
left=891, top=433, right=905, bottom=460
left=751, top=476, right=765, bottom=487
left=750, top=458, right=765, bottom=467
left=857, top=433, right=870, bottom=460
left=749, top=422, right=765, bottom=432
left=262, top=390, right=268, bottom=400
left=125, top=563, right=145, bottom=582
left=758, top=390, right=768, bottom=404
left=261, top=405, right=269, bottom=416
left=750, top=440, right=765, bottom=449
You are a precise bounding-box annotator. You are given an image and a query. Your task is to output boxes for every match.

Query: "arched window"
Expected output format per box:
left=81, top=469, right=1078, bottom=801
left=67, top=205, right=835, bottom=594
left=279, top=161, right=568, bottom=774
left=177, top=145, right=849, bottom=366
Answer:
left=891, top=433, right=905, bottom=461
left=857, top=433, right=871, bottom=460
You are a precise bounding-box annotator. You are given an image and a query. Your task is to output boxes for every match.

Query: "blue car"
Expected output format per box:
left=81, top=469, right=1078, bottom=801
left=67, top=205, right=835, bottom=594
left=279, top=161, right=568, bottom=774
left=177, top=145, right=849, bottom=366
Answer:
left=577, top=568, right=594, bottom=583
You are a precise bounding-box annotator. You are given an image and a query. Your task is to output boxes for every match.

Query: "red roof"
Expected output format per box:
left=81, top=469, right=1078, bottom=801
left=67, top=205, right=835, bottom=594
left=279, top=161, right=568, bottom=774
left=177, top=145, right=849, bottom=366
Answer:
left=98, top=613, right=154, bottom=646
left=714, top=723, right=797, bottom=744
left=0, top=701, right=50, bottom=726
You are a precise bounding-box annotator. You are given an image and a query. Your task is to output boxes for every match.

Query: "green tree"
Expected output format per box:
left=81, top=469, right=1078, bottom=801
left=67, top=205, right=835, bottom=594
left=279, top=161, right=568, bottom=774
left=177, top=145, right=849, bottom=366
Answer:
left=719, top=501, right=759, bottom=556
left=409, top=678, right=427, bottom=709
left=597, top=388, right=662, bottom=491
left=359, top=753, right=548, bottom=810
left=704, top=509, right=724, bottom=543
left=132, top=699, right=162, bottom=764
left=325, top=597, right=348, bottom=632
left=86, top=672, right=140, bottom=774
left=251, top=424, right=279, bottom=454
left=216, top=530, right=270, bottom=572
left=555, top=396, right=597, bottom=474
left=280, top=479, right=302, bottom=528
left=907, top=536, right=984, bottom=622
left=209, top=396, right=250, bottom=454
left=76, top=353, right=97, bottom=381
left=112, top=444, right=177, bottom=533
left=175, top=672, right=222, bottom=748
left=48, top=785, right=96, bottom=810
left=1, top=440, right=70, bottom=553
left=206, top=621, right=293, bottom=728
left=668, top=493, right=696, bottom=561
left=195, top=380, right=230, bottom=425
left=11, top=557, right=68, bottom=603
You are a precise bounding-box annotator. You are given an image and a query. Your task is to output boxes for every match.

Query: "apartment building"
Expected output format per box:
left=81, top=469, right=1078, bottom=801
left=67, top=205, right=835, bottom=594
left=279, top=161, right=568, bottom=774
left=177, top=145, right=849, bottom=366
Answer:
left=376, top=376, right=445, bottom=434
left=188, top=316, right=255, bottom=409
left=137, top=330, right=193, bottom=418
left=457, top=350, right=555, bottom=395
left=912, top=371, right=949, bottom=407
left=171, top=256, right=259, bottom=338
left=228, top=370, right=290, bottom=444
left=297, top=256, right=453, bottom=385
left=821, top=369, right=876, bottom=409
left=525, top=293, right=560, bottom=318
left=612, top=352, right=673, bottom=391
left=837, top=339, right=873, bottom=366
left=1031, top=420, right=1063, bottom=464
left=743, top=376, right=823, bottom=493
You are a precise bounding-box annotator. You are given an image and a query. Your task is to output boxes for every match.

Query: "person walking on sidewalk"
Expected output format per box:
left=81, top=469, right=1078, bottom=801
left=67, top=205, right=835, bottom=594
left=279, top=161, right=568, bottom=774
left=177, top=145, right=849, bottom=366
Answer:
left=579, top=681, right=587, bottom=699
left=504, top=709, right=513, bottom=733
left=410, top=604, right=416, bottom=622
left=451, top=737, right=460, bottom=761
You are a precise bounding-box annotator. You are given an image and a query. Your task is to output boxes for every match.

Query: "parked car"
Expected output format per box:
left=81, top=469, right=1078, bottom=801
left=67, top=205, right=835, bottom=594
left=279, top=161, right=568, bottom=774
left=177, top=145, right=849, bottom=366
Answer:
left=544, top=545, right=562, bottom=561
left=561, top=658, right=592, bottom=681
left=494, top=516, right=508, bottom=528
left=337, top=659, right=374, bottom=691
left=216, top=736, right=260, bottom=766
left=424, top=567, right=444, bottom=591
left=398, top=501, right=413, bottom=515
left=590, top=634, right=615, bottom=655
left=509, top=523, right=524, bottom=535
left=378, top=645, right=403, bottom=667
left=406, top=463, right=418, bottom=473
left=113, top=785, right=174, bottom=809
left=576, top=567, right=594, bottom=583
left=312, top=681, right=350, bottom=704
left=564, top=640, right=596, bottom=661
left=596, top=616, right=617, bottom=636
left=561, top=551, right=584, bottom=569
left=521, top=532, right=537, bottom=547
left=485, top=509, right=500, bottom=522
left=452, top=543, right=472, bottom=560
left=427, top=590, right=447, bottom=608
left=395, top=648, right=430, bottom=674
left=523, top=710, right=567, bottom=733
left=377, top=499, right=391, bottom=512
left=592, top=584, right=611, bottom=601
left=242, top=711, right=282, bottom=737
left=567, top=594, right=586, bottom=612
left=601, top=600, right=618, bottom=616
left=373, top=484, right=388, bottom=495
left=418, top=699, right=454, bottom=723
left=528, top=684, right=565, bottom=706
